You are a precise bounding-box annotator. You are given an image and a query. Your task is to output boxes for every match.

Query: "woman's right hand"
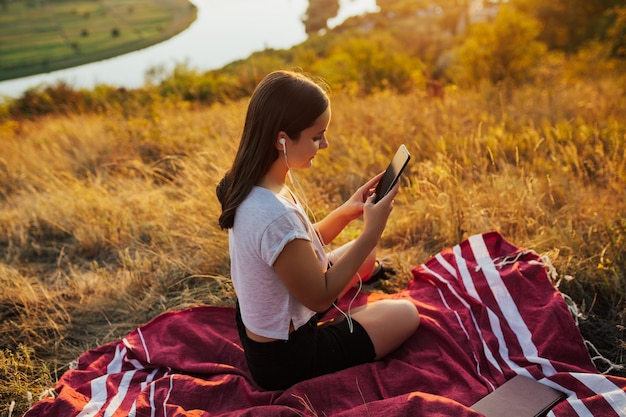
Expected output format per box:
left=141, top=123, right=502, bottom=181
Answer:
left=361, top=180, right=400, bottom=242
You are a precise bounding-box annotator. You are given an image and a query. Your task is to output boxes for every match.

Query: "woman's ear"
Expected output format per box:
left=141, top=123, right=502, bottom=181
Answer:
left=275, top=131, right=288, bottom=151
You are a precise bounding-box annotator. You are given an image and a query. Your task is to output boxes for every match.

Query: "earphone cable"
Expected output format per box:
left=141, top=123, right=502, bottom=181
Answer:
left=284, top=151, right=360, bottom=333
left=332, top=272, right=362, bottom=334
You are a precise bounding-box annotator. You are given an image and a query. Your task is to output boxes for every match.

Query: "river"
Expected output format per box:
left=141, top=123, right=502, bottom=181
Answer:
left=0, top=0, right=378, bottom=99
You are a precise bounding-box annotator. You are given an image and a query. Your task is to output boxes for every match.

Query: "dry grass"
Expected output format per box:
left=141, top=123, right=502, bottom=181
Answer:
left=1, top=70, right=625, bottom=415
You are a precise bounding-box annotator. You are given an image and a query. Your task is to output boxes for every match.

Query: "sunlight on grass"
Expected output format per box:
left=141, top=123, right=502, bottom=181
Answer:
left=0, top=68, right=625, bottom=415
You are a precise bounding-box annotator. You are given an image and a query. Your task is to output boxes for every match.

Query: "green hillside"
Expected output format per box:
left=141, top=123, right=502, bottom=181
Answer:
left=0, top=0, right=197, bottom=81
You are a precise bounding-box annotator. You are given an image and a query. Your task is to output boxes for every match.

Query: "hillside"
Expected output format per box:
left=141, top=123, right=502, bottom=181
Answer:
left=0, top=0, right=197, bottom=81
left=1, top=69, right=625, bottom=414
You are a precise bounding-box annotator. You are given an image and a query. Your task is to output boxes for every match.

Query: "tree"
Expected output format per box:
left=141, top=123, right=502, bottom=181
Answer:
left=313, top=32, right=423, bottom=94
left=302, top=0, right=340, bottom=35
left=452, top=5, right=546, bottom=85
left=607, top=6, right=626, bottom=58
left=377, top=0, right=428, bottom=15
left=511, top=0, right=623, bottom=52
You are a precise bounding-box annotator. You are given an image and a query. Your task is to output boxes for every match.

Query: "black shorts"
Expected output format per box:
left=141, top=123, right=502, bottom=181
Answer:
left=235, top=303, right=376, bottom=390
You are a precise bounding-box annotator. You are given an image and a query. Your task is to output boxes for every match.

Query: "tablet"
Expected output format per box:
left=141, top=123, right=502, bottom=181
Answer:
left=374, top=144, right=411, bottom=203
left=471, top=375, right=566, bottom=417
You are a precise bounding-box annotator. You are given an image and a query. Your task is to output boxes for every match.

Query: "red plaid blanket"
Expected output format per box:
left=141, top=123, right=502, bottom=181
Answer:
left=24, top=231, right=626, bottom=416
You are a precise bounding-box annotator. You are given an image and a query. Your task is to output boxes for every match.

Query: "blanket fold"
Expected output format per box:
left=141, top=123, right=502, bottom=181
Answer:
left=25, top=231, right=626, bottom=416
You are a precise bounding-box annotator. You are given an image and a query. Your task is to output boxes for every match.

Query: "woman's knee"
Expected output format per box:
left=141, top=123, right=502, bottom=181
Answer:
left=357, top=299, right=419, bottom=327
left=353, top=299, right=419, bottom=358
left=393, top=299, right=420, bottom=333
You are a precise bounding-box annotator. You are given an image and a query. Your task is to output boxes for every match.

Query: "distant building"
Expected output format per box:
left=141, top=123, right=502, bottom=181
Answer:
left=457, top=0, right=501, bottom=34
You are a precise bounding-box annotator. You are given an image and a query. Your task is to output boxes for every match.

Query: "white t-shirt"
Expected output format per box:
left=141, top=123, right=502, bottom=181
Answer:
left=229, top=186, right=328, bottom=340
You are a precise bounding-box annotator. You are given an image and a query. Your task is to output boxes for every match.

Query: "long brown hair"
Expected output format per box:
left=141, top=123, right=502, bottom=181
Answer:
left=216, top=70, right=330, bottom=229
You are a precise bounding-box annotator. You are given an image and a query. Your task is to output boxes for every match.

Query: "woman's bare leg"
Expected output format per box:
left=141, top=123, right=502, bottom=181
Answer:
left=329, top=242, right=419, bottom=358
left=351, top=299, right=420, bottom=359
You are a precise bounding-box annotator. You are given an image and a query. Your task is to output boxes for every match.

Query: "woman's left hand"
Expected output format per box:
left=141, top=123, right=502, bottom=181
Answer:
left=341, top=172, right=385, bottom=220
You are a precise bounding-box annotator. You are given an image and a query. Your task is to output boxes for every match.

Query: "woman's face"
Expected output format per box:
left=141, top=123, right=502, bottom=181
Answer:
left=285, top=107, right=331, bottom=169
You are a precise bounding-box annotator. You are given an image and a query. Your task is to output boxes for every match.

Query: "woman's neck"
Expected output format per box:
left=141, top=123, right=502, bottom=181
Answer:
left=258, top=161, right=288, bottom=193
left=258, top=178, right=284, bottom=193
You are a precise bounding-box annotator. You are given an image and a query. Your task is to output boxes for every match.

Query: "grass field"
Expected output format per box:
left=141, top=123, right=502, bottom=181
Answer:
left=0, top=64, right=624, bottom=414
left=1, top=0, right=625, bottom=414
left=0, top=0, right=197, bottom=81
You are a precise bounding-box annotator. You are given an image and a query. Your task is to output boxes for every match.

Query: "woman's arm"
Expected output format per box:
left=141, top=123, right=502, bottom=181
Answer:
left=274, top=182, right=398, bottom=312
left=313, top=172, right=384, bottom=245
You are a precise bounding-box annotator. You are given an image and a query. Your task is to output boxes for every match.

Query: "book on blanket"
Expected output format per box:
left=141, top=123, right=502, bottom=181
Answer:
left=470, top=375, right=567, bottom=417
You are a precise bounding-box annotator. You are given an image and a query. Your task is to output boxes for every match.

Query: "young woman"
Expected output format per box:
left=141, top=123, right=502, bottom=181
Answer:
left=216, top=70, right=420, bottom=390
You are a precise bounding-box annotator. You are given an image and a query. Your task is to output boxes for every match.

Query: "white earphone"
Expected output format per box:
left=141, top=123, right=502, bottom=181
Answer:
left=278, top=135, right=357, bottom=332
